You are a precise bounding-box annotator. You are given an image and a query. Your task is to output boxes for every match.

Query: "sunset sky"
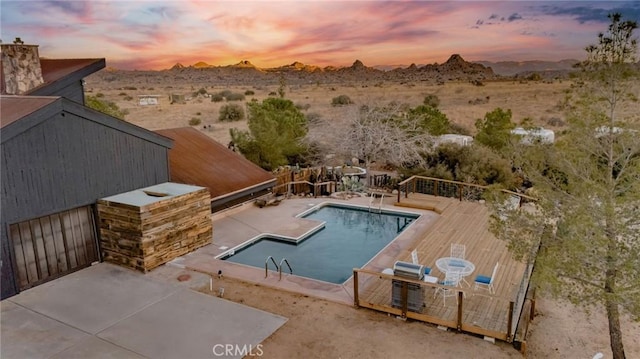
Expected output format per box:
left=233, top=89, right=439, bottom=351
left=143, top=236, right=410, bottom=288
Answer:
left=2, top=1, right=639, bottom=70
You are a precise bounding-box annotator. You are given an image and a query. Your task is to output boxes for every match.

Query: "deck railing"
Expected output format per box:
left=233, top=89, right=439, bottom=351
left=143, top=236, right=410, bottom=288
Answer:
left=397, top=175, right=535, bottom=206
left=353, top=269, right=515, bottom=341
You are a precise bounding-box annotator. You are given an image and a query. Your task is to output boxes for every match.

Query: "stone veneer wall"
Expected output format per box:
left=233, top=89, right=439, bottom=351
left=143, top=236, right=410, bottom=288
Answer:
left=1, top=44, right=44, bottom=95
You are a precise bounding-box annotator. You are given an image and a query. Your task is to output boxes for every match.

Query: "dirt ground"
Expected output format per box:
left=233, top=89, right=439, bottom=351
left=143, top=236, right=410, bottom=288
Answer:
left=85, top=79, right=572, bottom=146
left=196, top=276, right=639, bottom=359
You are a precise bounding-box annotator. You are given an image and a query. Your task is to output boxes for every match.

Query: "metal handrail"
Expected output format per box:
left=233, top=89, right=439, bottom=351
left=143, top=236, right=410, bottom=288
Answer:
left=279, top=258, right=293, bottom=280
left=378, top=193, right=384, bottom=213
left=265, top=256, right=279, bottom=278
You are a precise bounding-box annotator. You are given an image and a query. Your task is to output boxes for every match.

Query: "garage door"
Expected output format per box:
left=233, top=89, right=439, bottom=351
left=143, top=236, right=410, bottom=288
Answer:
left=9, top=205, right=99, bottom=290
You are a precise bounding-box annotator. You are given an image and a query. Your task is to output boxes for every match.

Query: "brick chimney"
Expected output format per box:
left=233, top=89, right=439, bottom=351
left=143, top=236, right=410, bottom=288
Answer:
left=1, top=38, right=45, bottom=95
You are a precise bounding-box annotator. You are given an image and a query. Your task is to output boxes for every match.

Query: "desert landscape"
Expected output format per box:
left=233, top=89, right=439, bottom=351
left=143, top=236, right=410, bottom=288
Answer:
left=83, top=58, right=640, bottom=358
left=85, top=56, right=572, bottom=147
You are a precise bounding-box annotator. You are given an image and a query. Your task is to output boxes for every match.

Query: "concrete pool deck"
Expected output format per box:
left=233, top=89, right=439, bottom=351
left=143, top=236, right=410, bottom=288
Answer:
left=174, top=195, right=439, bottom=305
left=1, top=263, right=287, bottom=359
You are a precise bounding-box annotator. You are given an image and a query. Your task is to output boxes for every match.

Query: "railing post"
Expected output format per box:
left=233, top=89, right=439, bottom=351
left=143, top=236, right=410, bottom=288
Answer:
left=434, top=179, right=439, bottom=197
left=401, top=280, right=409, bottom=318
left=397, top=185, right=401, bottom=203
left=507, top=301, right=515, bottom=342
left=458, top=184, right=463, bottom=201
left=457, top=291, right=464, bottom=330
left=353, top=270, right=359, bottom=307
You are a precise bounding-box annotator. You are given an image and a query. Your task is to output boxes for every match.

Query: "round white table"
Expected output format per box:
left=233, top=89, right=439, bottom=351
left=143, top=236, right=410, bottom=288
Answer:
left=435, top=257, right=475, bottom=286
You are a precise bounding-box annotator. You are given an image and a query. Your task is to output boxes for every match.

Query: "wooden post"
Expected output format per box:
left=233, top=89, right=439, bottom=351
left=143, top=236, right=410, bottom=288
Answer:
left=530, top=298, right=536, bottom=320
left=507, top=301, right=515, bottom=342
left=401, top=281, right=409, bottom=318
left=458, top=184, right=463, bottom=201
left=457, top=291, right=464, bottom=330
left=434, top=179, right=439, bottom=197
left=353, top=270, right=359, bottom=307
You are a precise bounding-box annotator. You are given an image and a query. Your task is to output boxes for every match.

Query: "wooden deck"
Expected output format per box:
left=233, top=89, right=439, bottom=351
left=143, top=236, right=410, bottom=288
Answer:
left=355, top=193, right=529, bottom=341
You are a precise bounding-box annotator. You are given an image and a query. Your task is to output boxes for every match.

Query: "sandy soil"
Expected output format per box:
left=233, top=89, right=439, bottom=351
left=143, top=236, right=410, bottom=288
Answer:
left=195, top=276, right=639, bottom=359
left=85, top=79, right=571, bottom=146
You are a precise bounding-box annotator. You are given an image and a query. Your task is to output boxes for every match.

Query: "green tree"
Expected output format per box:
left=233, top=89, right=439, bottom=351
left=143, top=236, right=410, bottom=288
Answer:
left=219, top=104, right=245, bottom=122
left=490, top=13, right=639, bottom=359
left=474, top=108, right=516, bottom=151
left=407, top=105, right=451, bottom=136
left=230, top=98, right=307, bottom=170
left=85, top=95, right=128, bottom=120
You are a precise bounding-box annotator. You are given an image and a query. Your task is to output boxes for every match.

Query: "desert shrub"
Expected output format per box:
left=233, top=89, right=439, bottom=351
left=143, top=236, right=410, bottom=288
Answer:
left=306, top=112, right=322, bottom=124
left=407, top=105, right=450, bottom=136
left=402, top=143, right=517, bottom=189
left=545, top=116, right=566, bottom=127
left=454, top=87, right=464, bottom=94
left=96, top=93, right=104, bottom=98
left=268, top=91, right=277, bottom=96
left=211, top=94, right=224, bottom=102
left=123, top=86, right=137, bottom=90
left=448, top=122, right=471, bottom=135
left=85, top=95, right=128, bottom=120
left=196, top=112, right=201, bottom=116
left=225, top=92, right=245, bottom=101
left=118, top=92, right=127, bottom=96
left=296, top=103, right=311, bottom=111
left=423, top=94, right=440, bottom=108
left=123, top=96, right=133, bottom=101
left=331, top=95, right=353, bottom=106
left=197, top=88, right=208, bottom=95
left=244, top=90, right=255, bottom=96
left=219, top=104, right=245, bottom=122
left=527, top=73, right=542, bottom=81
left=189, top=117, right=202, bottom=126
left=219, top=90, right=233, bottom=98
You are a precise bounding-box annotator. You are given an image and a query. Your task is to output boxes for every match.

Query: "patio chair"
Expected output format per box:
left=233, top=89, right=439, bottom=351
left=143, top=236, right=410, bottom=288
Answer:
left=411, top=249, right=434, bottom=278
left=434, top=271, right=460, bottom=306
left=450, top=243, right=466, bottom=259
left=474, top=262, right=499, bottom=295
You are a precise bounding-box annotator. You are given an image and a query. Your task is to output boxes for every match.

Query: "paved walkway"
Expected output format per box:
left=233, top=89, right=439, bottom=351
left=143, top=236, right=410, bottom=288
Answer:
left=1, top=263, right=287, bottom=359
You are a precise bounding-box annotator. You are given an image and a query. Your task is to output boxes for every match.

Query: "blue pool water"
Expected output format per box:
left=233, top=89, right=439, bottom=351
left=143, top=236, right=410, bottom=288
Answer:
left=222, top=204, right=418, bottom=284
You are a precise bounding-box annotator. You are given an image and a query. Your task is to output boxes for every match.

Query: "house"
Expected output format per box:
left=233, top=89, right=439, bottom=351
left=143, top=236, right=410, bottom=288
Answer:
left=0, top=40, right=173, bottom=299
left=155, top=127, right=276, bottom=212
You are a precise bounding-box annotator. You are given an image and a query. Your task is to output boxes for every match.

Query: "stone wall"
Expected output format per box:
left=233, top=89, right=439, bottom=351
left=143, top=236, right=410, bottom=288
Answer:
left=1, top=43, right=44, bottom=94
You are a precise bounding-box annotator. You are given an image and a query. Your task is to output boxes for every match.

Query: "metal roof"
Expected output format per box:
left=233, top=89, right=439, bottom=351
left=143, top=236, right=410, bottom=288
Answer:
left=28, top=58, right=105, bottom=96
left=0, top=95, right=59, bottom=128
left=155, top=127, right=276, bottom=201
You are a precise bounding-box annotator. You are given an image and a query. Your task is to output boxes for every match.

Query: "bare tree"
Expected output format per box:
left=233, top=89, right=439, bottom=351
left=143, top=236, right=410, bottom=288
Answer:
left=306, top=100, right=433, bottom=174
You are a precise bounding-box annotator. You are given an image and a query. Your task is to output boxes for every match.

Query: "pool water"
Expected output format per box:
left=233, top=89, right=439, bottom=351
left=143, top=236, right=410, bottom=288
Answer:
left=222, top=204, right=418, bottom=284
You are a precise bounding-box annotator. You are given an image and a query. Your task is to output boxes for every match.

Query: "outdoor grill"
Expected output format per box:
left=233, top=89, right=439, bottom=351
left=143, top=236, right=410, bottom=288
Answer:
left=393, top=261, right=425, bottom=280
left=392, top=261, right=425, bottom=312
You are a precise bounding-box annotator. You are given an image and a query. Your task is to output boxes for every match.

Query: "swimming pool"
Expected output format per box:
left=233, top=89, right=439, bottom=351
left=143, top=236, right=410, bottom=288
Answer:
left=221, top=203, right=419, bottom=284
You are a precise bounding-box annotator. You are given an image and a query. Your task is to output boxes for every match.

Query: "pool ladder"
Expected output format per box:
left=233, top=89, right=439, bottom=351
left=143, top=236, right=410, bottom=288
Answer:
left=264, top=256, right=293, bottom=280
left=368, top=192, right=384, bottom=213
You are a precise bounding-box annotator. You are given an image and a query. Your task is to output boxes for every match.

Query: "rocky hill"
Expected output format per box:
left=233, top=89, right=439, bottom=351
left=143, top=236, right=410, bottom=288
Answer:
left=88, top=54, right=498, bottom=87
left=474, top=59, right=579, bottom=76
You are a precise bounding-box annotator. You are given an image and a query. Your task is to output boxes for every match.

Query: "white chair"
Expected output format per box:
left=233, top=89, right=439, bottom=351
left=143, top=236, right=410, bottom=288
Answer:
left=474, top=262, right=499, bottom=294
left=411, top=249, right=436, bottom=281
left=450, top=243, right=466, bottom=259
left=434, top=271, right=460, bottom=306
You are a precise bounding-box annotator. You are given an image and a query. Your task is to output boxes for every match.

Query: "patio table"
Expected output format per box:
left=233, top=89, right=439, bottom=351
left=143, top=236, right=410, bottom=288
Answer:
left=435, top=257, right=475, bottom=287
